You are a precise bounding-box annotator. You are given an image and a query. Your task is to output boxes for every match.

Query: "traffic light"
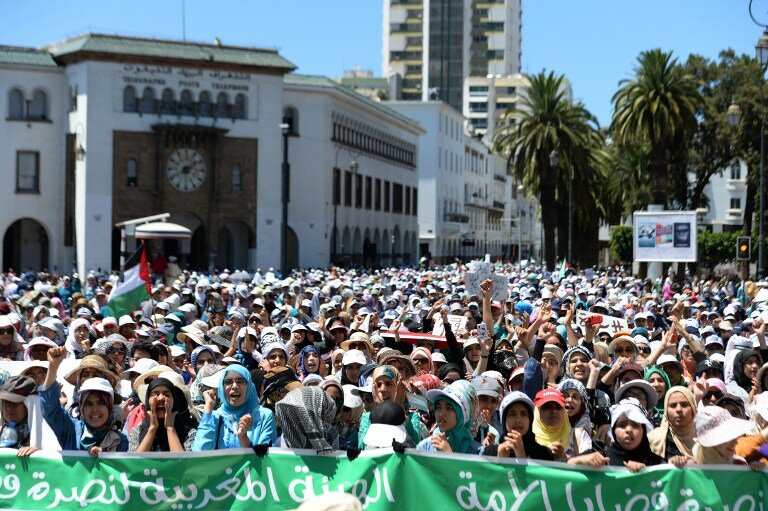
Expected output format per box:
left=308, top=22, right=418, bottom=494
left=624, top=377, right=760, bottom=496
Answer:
left=737, top=236, right=751, bottom=260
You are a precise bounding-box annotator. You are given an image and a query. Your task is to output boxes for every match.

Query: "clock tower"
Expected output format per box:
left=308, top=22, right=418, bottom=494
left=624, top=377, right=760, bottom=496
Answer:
left=112, top=123, right=258, bottom=270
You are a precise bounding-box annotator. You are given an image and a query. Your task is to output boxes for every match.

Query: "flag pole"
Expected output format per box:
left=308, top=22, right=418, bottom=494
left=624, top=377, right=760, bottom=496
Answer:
left=141, top=240, right=158, bottom=329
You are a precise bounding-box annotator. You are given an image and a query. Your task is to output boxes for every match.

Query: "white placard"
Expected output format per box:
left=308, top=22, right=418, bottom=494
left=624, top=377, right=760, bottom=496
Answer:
left=464, top=262, right=492, bottom=296
left=633, top=211, right=698, bottom=262
left=432, top=314, right=468, bottom=336
left=575, top=310, right=628, bottom=334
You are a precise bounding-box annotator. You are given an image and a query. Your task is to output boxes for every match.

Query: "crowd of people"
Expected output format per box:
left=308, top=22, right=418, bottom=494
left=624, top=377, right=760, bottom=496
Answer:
left=0, top=263, right=767, bottom=477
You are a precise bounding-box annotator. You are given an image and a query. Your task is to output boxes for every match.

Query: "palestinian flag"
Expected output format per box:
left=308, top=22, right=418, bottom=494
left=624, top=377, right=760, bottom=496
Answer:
left=107, top=245, right=151, bottom=318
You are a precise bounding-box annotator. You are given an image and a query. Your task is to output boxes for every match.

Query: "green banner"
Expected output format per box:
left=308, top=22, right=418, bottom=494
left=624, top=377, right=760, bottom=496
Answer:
left=0, top=449, right=766, bottom=510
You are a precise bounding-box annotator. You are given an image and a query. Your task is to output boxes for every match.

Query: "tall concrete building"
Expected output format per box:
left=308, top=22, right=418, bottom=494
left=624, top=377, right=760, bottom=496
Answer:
left=383, top=0, right=522, bottom=112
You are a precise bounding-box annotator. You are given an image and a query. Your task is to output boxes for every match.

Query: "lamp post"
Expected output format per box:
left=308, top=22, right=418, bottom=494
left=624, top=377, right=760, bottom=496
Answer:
left=280, top=123, right=290, bottom=276
left=751, top=1, right=768, bottom=279
left=331, top=148, right=358, bottom=266
left=391, top=234, right=396, bottom=267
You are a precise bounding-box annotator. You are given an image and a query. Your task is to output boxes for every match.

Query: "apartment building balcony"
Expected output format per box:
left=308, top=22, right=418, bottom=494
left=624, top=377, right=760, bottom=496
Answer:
left=490, top=200, right=506, bottom=212
left=493, top=173, right=507, bottom=182
left=727, top=179, right=747, bottom=191
left=465, top=195, right=487, bottom=208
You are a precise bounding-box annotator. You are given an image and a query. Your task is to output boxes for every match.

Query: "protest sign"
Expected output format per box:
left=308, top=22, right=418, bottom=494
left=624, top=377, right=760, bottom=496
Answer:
left=431, top=314, right=467, bottom=336
left=575, top=310, right=628, bottom=334
left=0, top=449, right=765, bottom=510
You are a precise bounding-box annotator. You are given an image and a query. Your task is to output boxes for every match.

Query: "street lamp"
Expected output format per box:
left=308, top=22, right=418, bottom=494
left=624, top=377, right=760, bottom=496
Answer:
left=548, top=148, right=573, bottom=265
left=391, top=234, right=396, bottom=267
left=280, top=122, right=290, bottom=276
left=727, top=102, right=742, bottom=128
left=750, top=1, right=768, bottom=279
left=331, top=148, right=358, bottom=266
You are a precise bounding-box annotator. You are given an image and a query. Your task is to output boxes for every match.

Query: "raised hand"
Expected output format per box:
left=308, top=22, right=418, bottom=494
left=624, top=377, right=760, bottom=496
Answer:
left=203, top=389, right=217, bottom=414
left=237, top=414, right=253, bottom=438
left=431, top=432, right=452, bottom=452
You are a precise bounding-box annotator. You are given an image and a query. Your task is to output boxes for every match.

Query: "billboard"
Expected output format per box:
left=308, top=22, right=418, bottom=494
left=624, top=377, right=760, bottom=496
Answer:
left=632, top=211, right=698, bottom=262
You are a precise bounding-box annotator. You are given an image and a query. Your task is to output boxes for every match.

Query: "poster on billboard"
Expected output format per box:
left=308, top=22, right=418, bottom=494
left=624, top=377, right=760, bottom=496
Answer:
left=632, top=211, right=698, bottom=262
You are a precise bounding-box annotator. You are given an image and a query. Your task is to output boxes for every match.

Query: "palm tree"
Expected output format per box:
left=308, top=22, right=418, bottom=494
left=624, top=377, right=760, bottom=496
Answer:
left=494, top=71, right=600, bottom=270
left=611, top=49, right=702, bottom=206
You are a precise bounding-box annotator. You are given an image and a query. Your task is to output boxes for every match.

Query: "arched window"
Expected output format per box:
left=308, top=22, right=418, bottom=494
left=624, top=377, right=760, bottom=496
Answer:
left=234, top=93, right=247, bottom=119
left=215, top=92, right=229, bottom=118
left=126, top=159, right=138, bottom=187
left=8, top=88, right=24, bottom=119
left=141, top=87, right=156, bottom=114
left=30, top=90, right=48, bottom=120
left=198, top=91, right=212, bottom=117
left=232, top=164, right=242, bottom=191
left=179, top=89, right=193, bottom=116
left=160, top=88, right=175, bottom=114
left=123, top=86, right=137, bottom=112
left=282, top=107, right=298, bottom=135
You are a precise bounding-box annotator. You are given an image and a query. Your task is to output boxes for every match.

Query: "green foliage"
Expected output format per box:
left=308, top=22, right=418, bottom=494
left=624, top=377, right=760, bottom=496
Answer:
left=493, top=71, right=602, bottom=269
left=611, top=49, right=703, bottom=205
left=696, top=231, right=740, bottom=267
left=609, top=226, right=633, bottom=263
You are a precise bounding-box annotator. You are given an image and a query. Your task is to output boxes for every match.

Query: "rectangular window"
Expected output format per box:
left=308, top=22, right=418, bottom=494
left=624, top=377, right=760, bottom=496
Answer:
left=384, top=181, right=391, bottom=212
left=730, top=164, right=741, bottom=180
left=16, top=151, right=40, bottom=192
left=730, top=198, right=742, bottom=209
left=405, top=186, right=411, bottom=215
left=365, top=176, right=372, bottom=210
left=413, top=187, right=418, bottom=215
left=375, top=178, right=382, bottom=211
left=355, top=174, right=363, bottom=208
left=393, top=183, right=404, bottom=213
left=333, top=168, right=341, bottom=205
left=344, top=171, right=352, bottom=206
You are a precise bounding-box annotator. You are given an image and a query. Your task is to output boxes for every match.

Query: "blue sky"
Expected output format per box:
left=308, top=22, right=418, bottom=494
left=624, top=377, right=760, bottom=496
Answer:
left=1, top=0, right=759, bottom=126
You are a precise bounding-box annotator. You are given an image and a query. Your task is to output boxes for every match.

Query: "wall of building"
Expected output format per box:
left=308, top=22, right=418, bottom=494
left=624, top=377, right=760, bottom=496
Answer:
left=0, top=65, right=68, bottom=272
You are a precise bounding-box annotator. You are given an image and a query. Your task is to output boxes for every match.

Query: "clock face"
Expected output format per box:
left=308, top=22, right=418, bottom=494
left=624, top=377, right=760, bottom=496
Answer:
left=166, top=148, right=206, bottom=192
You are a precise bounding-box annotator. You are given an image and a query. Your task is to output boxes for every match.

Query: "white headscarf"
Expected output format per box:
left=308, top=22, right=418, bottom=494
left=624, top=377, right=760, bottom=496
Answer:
left=64, top=318, right=92, bottom=358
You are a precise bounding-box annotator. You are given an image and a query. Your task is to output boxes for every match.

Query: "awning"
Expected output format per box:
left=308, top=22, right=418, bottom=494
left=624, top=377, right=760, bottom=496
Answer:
left=134, top=222, right=191, bottom=240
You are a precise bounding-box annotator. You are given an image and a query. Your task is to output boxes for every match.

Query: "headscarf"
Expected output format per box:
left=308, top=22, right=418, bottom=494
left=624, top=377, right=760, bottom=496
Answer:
left=648, top=386, right=696, bottom=459
left=0, top=383, right=61, bottom=451
left=299, top=346, right=321, bottom=379
left=437, top=363, right=463, bottom=381
left=64, top=318, right=92, bottom=358
left=732, top=350, right=757, bottom=393
left=410, top=347, right=434, bottom=375
left=78, top=387, right=122, bottom=451
left=275, top=386, right=339, bottom=453
left=372, top=365, right=400, bottom=404
left=557, top=379, right=590, bottom=428
left=497, top=391, right=552, bottom=460
left=189, top=364, right=223, bottom=408
left=533, top=398, right=571, bottom=449
left=453, top=380, right=481, bottom=437
left=190, top=345, right=216, bottom=369
left=560, top=346, right=593, bottom=380
left=644, top=366, right=671, bottom=419
left=605, top=398, right=659, bottom=466
left=216, top=365, right=260, bottom=422
left=319, top=379, right=345, bottom=420
left=137, top=377, right=197, bottom=451
left=432, top=381, right=475, bottom=454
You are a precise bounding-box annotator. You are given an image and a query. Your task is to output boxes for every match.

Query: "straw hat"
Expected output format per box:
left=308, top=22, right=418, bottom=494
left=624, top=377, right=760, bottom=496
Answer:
left=131, top=365, right=174, bottom=395
left=694, top=405, right=753, bottom=447
left=64, top=355, right=119, bottom=388
left=340, top=331, right=375, bottom=352
left=177, top=329, right=206, bottom=347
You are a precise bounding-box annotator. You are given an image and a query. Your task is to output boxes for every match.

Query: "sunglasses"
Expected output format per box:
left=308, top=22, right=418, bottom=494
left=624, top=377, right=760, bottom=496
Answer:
left=413, top=358, right=429, bottom=365
left=0, top=328, right=14, bottom=335
left=106, top=346, right=126, bottom=354
left=638, top=347, right=651, bottom=355
left=348, top=342, right=367, bottom=350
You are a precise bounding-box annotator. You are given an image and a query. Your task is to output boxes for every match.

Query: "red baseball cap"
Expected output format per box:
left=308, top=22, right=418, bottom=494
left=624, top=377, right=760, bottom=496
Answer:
left=534, top=388, right=565, bottom=407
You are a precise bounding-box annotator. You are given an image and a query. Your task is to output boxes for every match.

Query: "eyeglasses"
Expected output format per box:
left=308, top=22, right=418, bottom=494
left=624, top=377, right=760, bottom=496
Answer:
left=106, top=346, right=126, bottom=355
left=613, top=347, right=633, bottom=355
left=413, top=358, right=429, bottom=365
left=348, top=342, right=367, bottom=351
left=563, top=393, right=582, bottom=402
left=223, top=378, right=247, bottom=387
left=638, top=347, right=651, bottom=355
left=0, top=328, right=14, bottom=335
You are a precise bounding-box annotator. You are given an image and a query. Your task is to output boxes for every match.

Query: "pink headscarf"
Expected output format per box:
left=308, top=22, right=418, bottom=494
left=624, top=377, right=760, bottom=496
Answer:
left=410, top=347, right=434, bottom=376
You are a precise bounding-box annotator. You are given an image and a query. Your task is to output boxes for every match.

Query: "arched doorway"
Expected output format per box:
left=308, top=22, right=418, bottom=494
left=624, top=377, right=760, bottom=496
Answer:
left=3, top=219, right=49, bottom=272
left=352, top=228, right=362, bottom=267
left=167, top=212, right=205, bottom=270
left=216, top=220, right=253, bottom=270
left=216, top=226, right=234, bottom=270
left=341, top=227, right=351, bottom=266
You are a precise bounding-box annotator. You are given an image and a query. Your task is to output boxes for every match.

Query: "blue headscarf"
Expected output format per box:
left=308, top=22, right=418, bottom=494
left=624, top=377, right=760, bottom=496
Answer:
left=191, top=345, right=216, bottom=369
left=299, top=346, right=321, bottom=377
left=216, top=364, right=260, bottom=422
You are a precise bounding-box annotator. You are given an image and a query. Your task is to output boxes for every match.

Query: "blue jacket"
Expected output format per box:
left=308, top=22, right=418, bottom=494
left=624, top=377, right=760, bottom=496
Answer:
left=39, top=382, right=128, bottom=452
left=191, top=407, right=276, bottom=451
